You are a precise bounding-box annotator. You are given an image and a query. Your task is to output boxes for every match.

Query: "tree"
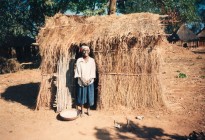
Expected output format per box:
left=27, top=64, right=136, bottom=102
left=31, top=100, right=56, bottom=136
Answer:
left=117, top=0, right=161, bottom=14
left=108, top=0, right=117, bottom=15
left=0, top=0, right=58, bottom=46
left=196, top=0, right=205, bottom=23
left=117, top=0, right=204, bottom=33
left=0, top=0, right=61, bottom=60
left=117, top=0, right=201, bottom=23
left=0, top=0, right=108, bottom=46
left=66, top=0, right=108, bottom=16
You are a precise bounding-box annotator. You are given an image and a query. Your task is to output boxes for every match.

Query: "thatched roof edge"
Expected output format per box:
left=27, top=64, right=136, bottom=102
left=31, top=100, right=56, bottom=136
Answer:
left=197, top=28, right=205, bottom=38
left=177, top=24, right=198, bottom=42
left=37, top=13, right=166, bottom=51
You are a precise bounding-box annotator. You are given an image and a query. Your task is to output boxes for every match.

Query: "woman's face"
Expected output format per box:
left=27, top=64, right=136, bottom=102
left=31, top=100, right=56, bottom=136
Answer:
left=82, top=49, right=90, bottom=57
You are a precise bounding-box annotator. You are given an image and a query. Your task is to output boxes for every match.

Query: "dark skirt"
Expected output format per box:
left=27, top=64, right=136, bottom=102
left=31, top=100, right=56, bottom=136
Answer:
left=76, top=83, right=94, bottom=106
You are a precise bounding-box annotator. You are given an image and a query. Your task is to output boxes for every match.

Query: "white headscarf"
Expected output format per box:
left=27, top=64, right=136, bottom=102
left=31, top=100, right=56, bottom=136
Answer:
left=82, top=45, right=90, bottom=50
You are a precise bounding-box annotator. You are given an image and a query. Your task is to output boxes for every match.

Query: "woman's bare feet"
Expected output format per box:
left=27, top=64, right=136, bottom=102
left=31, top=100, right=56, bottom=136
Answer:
left=86, top=108, right=91, bottom=116
left=80, top=105, right=85, bottom=117
left=80, top=110, right=85, bottom=117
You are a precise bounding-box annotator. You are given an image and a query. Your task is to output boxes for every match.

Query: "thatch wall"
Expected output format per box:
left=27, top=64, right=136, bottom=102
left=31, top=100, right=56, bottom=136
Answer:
left=36, top=13, right=166, bottom=112
left=197, top=29, right=205, bottom=46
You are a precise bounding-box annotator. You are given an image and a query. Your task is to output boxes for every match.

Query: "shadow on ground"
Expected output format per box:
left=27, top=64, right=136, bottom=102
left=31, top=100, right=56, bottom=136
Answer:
left=95, top=120, right=186, bottom=140
left=192, top=51, right=205, bottom=54
left=1, top=82, right=40, bottom=109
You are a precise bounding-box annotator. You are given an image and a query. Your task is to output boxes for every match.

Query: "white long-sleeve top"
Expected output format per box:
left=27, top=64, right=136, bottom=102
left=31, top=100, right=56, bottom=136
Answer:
left=74, top=57, right=96, bottom=86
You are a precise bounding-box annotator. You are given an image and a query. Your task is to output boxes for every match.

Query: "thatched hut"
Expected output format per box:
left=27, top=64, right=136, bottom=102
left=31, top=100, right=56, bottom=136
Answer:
left=36, top=13, right=166, bottom=112
left=197, top=28, right=205, bottom=46
left=176, top=24, right=198, bottom=48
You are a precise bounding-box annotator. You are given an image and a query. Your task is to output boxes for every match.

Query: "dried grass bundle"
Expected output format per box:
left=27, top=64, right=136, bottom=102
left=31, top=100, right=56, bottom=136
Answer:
left=0, top=57, right=22, bottom=74
left=36, top=75, right=53, bottom=109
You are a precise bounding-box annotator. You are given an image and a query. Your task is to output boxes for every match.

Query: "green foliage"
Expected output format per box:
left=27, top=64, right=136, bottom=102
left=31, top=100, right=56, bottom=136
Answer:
left=117, top=0, right=161, bottom=14
left=117, top=0, right=203, bottom=34
left=83, top=3, right=107, bottom=16
left=0, top=0, right=109, bottom=46
left=0, top=0, right=59, bottom=46
left=117, top=0, right=200, bottom=22
left=0, top=0, right=27, bottom=45
left=178, top=73, right=187, bottom=78
left=196, top=0, right=205, bottom=23
left=163, top=0, right=200, bottom=22
left=201, top=75, right=205, bottom=79
left=68, top=0, right=108, bottom=15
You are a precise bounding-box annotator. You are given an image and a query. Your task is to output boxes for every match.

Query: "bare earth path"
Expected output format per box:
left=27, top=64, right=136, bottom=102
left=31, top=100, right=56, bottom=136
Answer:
left=0, top=45, right=204, bottom=140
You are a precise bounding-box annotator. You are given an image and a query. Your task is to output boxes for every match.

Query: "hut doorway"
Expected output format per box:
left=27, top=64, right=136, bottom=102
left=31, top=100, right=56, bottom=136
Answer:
left=55, top=44, right=98, bottom=112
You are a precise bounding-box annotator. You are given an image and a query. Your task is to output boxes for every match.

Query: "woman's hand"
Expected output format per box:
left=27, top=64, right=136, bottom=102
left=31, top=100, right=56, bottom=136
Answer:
left=80, top=78, right=87, bottom=86
left=86, top=78, right=93, bottom=85
left=80, top=78, right=93, bottom=86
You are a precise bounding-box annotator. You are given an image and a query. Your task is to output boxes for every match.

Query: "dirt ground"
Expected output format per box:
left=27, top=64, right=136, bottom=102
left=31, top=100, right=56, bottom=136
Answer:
left=0, top=43, right=205, bottom=140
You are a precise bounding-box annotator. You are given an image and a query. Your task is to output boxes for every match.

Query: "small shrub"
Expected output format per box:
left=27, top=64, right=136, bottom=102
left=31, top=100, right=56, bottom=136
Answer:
left=201, top=75, right=205, bottom=79
left=178, top=73, right=187, bottom=78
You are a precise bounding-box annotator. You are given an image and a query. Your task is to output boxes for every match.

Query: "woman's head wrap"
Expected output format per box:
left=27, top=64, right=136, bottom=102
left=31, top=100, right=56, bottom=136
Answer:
left=81, top=45, right=90, bottom=50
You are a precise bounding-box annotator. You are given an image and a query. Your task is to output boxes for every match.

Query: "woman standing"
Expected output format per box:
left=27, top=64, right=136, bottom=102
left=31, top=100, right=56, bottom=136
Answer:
left=74, top=45, right=96, bottom=116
